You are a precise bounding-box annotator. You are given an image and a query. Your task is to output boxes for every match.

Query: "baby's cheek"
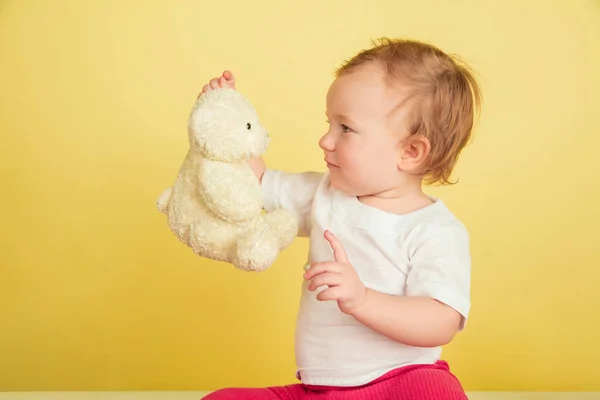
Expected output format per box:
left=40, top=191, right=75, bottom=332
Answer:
left=348, top=147, right=372, bottom=166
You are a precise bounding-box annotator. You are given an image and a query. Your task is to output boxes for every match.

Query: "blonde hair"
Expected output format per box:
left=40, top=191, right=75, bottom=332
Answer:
left=336, top=38, right=482, bottom=185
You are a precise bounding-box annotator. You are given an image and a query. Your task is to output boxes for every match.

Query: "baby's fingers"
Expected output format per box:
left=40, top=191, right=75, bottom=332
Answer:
left=209, top=77, right=220, bottom=90
left=308, top=272, right=341, bottom=292
left=304, top=262, right=341, bottom=279
left=218, top=76, right=234, bottom=89
left=316, top=287, right=343, bottom=302
left=222, top=70, right=235, bottom=86
left=198, top=71, right=236, bottom=98
left=198, top=84, right=211, bottom=98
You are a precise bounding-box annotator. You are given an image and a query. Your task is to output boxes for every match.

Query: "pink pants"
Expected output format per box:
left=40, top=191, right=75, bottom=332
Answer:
left=202, top=360, right=467, bottom=400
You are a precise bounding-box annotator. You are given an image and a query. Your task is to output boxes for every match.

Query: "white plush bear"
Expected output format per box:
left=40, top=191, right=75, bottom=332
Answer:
left=156, top=88, right=298, bottom=272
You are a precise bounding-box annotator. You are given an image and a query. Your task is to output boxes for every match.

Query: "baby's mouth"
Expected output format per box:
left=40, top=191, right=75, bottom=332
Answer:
left=325, top=158, right=338, bottom=168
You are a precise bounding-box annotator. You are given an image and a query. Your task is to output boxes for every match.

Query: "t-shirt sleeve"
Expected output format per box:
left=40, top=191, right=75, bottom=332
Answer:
left=405, top=221, right=472, bottom=329
left=261, top=169, right=325, bottom=237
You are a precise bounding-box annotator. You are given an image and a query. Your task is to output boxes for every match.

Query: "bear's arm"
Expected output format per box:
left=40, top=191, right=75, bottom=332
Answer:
left=199, top=160, right=264, bottom=222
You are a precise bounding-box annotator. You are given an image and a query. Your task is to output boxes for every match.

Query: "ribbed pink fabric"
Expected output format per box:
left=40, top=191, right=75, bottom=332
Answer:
left=202, top=360, right=467, bottom=400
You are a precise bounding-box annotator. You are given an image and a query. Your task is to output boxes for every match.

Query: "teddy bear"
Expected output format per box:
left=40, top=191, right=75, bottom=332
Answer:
left=156, top=88, right=298, bottom=272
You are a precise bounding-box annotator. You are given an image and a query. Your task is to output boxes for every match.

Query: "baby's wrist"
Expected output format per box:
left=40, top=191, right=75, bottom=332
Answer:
left=246, top=157, right=266, bottom=183
left=349, top=287, right=372, bottom=319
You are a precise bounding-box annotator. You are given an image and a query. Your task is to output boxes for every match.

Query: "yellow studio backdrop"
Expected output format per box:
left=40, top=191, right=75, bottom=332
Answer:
left=0, top=0, right=598, bottom=393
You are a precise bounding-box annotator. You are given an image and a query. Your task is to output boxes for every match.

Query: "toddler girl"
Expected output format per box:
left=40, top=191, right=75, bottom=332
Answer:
left=200, top=37, right=482, bottom=400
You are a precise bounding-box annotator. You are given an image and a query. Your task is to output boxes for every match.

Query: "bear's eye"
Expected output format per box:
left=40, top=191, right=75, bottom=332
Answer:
left=246, top=123, right=251, bottom=130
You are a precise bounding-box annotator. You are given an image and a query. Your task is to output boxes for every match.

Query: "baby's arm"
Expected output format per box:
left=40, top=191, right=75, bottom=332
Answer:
left=199, top=71, right=323, bottom=237
left=261, top=169, right=323, bottom=237
left=351, top=222, right=471, bottom=348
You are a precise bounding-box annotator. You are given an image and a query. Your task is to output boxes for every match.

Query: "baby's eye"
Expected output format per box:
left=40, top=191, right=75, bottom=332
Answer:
left=246, top=123, right=251, bottom=130
left=341, top=124, right=351, bottom=133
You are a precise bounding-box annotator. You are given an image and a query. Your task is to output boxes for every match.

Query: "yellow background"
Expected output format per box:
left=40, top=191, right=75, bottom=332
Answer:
left=1, top=0, right=598, bottom=392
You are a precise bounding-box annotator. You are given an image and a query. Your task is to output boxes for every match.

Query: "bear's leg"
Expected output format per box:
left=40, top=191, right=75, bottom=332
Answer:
left=156, top=188, right=173, bottom=214
left=233, top=222, right=279, bottom=272
left=189, top=218, right=235, bottom=263
left=263, top=209, right=298, bottom=247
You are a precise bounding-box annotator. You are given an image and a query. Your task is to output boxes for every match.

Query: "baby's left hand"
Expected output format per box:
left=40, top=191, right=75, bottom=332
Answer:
left=304, top=230, right=367, bottom=315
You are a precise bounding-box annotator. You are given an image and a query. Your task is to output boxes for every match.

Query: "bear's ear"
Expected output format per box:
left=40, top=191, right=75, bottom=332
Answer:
left=188, top=106, right=209, bottom=134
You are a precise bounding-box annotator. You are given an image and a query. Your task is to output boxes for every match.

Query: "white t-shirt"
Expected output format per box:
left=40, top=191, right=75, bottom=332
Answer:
left=262, top=169, right=471, bottom=387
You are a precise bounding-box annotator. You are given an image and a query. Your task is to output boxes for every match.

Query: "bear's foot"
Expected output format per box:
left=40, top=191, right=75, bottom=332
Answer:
left=188, top=221, right=230, bottom=263
left=233, top=228, right=279, bottom=272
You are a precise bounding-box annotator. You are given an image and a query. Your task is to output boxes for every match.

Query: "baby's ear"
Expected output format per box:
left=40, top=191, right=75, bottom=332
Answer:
left=397, top=135, right=430, bottom=173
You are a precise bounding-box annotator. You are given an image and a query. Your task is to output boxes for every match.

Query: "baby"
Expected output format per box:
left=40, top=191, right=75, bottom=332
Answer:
left=200, top=37, right=482, bottom=400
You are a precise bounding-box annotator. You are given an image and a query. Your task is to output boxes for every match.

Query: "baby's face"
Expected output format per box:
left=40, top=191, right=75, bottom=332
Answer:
left=319, top=64, right=408, bottom=197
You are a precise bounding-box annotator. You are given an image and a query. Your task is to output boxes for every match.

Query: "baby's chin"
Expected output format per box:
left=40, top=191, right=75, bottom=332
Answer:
left=329, top=175, right=386, bottom=199
left=328, top=175, right=357, bottom=196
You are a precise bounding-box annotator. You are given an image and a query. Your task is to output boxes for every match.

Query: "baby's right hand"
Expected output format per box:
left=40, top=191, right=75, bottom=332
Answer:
left=198, top=70, right=236, bottom=98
